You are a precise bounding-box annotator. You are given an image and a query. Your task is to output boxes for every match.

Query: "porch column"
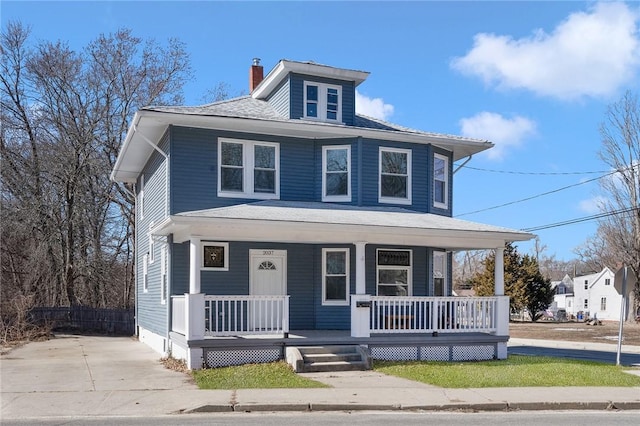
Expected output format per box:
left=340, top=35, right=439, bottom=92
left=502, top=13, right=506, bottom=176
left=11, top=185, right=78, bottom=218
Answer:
left=355, top=242, right=367, bottom=294
left=494, top=246, right=508, bottom=359
left=494, top=247, right=505, bottom=296
left=186, top=236, right=204, bottom=369
left=189, top=237, right=201, bottom=294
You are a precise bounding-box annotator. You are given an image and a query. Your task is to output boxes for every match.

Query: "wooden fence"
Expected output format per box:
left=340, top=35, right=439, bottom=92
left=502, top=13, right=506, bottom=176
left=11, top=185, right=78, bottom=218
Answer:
left=29, top=306, right=135, bottom=335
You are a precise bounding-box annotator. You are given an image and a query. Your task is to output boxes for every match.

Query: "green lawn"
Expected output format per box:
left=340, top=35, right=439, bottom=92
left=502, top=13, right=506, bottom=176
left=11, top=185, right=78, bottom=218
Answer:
left=374, top=355, right=640, bottom=388
left=191, top=356, right=640, bottom=389
left=192, top=361, right=329, bottom=389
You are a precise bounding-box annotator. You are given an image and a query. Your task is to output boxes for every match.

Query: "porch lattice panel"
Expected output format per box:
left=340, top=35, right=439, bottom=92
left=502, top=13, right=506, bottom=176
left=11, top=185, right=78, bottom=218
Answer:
left=204, top=348, right=281, bottom=368
left=371, top=344, right=496, bottom=362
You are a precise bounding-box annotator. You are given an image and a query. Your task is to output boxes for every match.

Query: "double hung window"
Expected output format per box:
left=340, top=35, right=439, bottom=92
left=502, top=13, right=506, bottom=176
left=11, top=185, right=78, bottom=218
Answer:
left=322, top=145, right=351, bottom=201
left=433, top=251, right=447, bottom=296
left=218, top=138, right=279, bottom=199
left=433, top=154, right=449, bottom=209
left=600, top=297, right=607, bottom=311
left=142, top=254, right=149, bottom=293
left=376, top=249, right=412, bottom=296
left=304, top=82, right=342, bottom=122
left=160, top=246, right=167, bottom=304
left=379, top=147, right=411, bottom=204
left=322, top=248, right=349, bottom=305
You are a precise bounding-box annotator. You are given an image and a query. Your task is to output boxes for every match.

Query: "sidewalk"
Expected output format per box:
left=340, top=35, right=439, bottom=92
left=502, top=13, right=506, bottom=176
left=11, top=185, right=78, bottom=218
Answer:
left=1, top=334, right=639, bottom=420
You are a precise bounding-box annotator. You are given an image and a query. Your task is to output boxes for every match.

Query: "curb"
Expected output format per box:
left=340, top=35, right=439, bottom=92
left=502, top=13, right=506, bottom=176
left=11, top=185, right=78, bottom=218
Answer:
left=183, top=400, right=640, bottom=413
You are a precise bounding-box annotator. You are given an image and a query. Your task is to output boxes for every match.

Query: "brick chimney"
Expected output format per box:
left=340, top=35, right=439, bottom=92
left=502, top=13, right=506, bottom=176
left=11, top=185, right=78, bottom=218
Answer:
left=249, top=58, right=264, bottom=92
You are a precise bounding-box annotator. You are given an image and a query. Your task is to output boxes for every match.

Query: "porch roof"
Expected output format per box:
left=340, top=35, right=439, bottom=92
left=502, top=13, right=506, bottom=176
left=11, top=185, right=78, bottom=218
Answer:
left=152, top=201, right=534, bottom=250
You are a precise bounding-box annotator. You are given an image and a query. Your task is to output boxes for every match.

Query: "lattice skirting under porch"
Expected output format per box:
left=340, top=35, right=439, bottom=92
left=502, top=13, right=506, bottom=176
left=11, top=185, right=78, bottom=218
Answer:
left=370, top=344, right=497, bottom=362
left=204, top=347, right=282, bottom=368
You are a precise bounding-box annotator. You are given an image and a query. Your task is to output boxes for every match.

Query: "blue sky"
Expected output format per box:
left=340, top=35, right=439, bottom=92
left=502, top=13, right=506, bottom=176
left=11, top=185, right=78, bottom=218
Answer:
left=4, top=1, right=640, bottom=261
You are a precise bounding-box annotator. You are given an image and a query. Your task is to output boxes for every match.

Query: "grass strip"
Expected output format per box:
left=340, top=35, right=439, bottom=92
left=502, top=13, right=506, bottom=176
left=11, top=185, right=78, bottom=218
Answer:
left=374, top=355, right=640, bottom=388
left=192, top=361, right=329, bottom=389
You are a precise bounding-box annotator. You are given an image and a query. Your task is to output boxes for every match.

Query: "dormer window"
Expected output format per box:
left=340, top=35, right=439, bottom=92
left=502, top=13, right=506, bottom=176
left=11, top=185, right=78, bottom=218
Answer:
left=304, top=82, right=341, bottom=122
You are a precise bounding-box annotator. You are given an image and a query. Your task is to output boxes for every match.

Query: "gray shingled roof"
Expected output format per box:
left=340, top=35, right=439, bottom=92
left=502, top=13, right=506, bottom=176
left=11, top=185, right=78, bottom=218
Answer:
left=144, top=97, right=486, bottom=143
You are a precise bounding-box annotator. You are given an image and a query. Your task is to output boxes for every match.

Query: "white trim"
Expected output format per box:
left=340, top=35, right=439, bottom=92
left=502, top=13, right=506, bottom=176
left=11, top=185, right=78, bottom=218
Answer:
left=217, top=138, right=280, bottom=199
left=139, top=174, right=145, bottom=218
left=304, top=82, right=342, bottom=123
left=433, top=153, right=449, bottom=209
left=322, top=248, right=350, bottom=306
left=433, top=250, right=448, bottom=296
left=322, top=145, right=351, bottom=202
left=201, top=241, right=229, bottom=271
left=376, top=248, right=412, bottom=296
left=379, top=147, right=412, bottom=205
left=148, top=222, right=155, bottom=263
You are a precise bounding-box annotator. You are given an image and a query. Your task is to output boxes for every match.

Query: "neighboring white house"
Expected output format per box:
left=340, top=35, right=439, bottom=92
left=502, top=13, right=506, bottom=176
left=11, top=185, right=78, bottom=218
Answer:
left=572, top=267, right=621, bottom=321
left=551, top=274, right=575, bottom=317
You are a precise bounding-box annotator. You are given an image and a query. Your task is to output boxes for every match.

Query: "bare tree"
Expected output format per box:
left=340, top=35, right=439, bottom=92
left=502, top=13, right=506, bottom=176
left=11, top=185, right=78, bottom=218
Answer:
left=581, top=90, right=640, bottom=318
left=1, top=22, right=191, bottom=314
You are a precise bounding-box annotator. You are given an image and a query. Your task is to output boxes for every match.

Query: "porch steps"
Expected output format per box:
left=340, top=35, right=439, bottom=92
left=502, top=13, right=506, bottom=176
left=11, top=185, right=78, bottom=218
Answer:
left=286, top=345, right=372, bottom=373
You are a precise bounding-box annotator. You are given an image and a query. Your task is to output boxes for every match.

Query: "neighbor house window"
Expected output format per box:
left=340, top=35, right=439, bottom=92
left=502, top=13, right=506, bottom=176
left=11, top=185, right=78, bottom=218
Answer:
left=160, top=246, right=167, bottom=304
left=142, top=254, right=149, bottom=293
left=322, top=248, right=349, bottom=305
left=600, top=297, right=607, bottom=311
left=322, top=145, right=351, bottom=201
left=379, top=147, right=411, bottom=205
left=584, top=299, right=588, bottom=309
left=433, top=153, right=449, bottom=209
left=201, top=242, right=229, bottom=271
left=605, top=278, right=611, bottom=286
left=584, top=280, right=588, bottom=290
left=377, top=249, right=412, bottom=296
left=218, top=138, right=279, bottom=199
left=304, top=82, right=341, bottom=122
left=433, top=251, right=447, bottom=296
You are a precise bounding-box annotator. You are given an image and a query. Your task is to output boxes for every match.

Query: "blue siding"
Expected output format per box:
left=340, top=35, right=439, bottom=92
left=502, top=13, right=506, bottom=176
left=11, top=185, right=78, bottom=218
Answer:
left=266, top=77, right=290, bottom=118
left=136, top=130, right=169, bottom=337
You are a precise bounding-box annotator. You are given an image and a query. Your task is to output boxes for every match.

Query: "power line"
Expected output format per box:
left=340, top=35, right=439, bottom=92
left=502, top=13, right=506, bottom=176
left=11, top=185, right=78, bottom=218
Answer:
left=521, top=206, right=638, bottom=232
left=455, top=165, right=610, bottom=176
left=455, top=170, right=617, bottom=217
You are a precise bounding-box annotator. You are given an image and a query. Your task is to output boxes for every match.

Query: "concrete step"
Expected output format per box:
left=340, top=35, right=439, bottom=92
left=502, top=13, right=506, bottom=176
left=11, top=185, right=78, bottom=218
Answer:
left=286, top=345, right=372, bottom=373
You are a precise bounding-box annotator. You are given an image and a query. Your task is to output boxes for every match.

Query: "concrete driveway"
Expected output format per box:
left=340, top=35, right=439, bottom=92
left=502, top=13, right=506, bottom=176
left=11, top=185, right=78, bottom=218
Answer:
left=0, top=334, right=224, bottom=419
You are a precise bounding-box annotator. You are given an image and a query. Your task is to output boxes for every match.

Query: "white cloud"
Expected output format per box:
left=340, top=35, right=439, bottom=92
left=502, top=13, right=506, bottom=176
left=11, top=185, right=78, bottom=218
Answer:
left=459, top=112, right=536, bottom=160
left=355, top=90, right=394, bottom=120
left=578, top=196, right=608, bottom=214
left=451, top=2, right=640, bottom=100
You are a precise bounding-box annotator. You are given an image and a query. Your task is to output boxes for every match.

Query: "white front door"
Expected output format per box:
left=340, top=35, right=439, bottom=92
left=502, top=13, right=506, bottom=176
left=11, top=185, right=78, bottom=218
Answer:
left=249, top=250, right=287, bottom=329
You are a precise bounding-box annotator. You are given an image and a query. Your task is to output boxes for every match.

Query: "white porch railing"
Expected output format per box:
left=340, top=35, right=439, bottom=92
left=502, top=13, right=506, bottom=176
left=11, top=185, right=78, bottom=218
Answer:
left=370, top=296, right=498, bottom=334
left=171, top=295, right=186, bottom=335
left=203, top=295, right=290, bottom=337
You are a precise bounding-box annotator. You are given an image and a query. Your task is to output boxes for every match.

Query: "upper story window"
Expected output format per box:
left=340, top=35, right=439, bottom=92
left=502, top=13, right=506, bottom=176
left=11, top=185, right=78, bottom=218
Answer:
left=605, top=278, right=611, bottom=286
left=379, top=147, right=411, bottom=205
left=304, top=82, right=342, bottom=122
left=218, top=138, right=279, bottom=199
left=584, top=280, right=588, bottom=290
left=322, top=145, right=351, bottom=202
left=433, top=153, right=449, bottom=209
left=377, top=249, right=412, bottom=296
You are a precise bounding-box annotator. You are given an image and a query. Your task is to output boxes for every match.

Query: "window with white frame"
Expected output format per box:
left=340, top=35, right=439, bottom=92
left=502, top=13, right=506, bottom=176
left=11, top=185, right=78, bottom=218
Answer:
left=600, top=297, right=606, bottom=311
left=322, top=248, right=349, bottom=305
left=201, top=242, right=229, bottom=271
left=160, top=246, right=167, bottom=304
left=433, top=251, right=447, bottom=296
left=584, top=299, right=588, bottom=309
left=584, top=280, right=588, bottom=289
left=142, top=254, right=149, bottom=293
left=148, top=234, right=155, bottom=263
left=379, top=147, right=411, bottom=204
left=433, top=154, right=448, bottom=209
left=377, top=249, right=412, bottom=296
left=605, top=278, right=611, bottom=286
left=322, top=145, right=351, bottom=201
left=218, top=138, right=279, bottom=199
left=304, top=82, right=341, bottom=122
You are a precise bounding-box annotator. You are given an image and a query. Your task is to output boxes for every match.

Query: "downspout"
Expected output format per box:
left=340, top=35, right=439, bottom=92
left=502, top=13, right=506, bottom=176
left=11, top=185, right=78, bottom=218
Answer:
left=453, top=155, right=473, bottom=175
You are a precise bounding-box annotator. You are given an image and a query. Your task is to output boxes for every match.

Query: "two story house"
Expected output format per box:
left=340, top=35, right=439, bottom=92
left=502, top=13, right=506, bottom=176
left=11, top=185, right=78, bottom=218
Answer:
left=111, top=59, right=533, bottom=370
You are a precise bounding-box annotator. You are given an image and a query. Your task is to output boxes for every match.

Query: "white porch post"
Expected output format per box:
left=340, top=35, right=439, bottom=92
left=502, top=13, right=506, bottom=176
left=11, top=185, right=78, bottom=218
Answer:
left=494, top=246, right=509, bottom=359
left=185, top=236, right=204, bottom=369
left=351, top=242, right=370, bottom=337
